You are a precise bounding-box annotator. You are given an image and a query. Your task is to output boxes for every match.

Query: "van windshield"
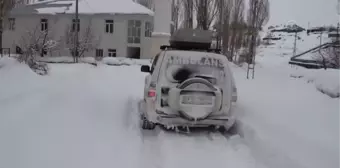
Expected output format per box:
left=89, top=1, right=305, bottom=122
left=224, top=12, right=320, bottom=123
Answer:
left=163, top=55, right=226, bottom=83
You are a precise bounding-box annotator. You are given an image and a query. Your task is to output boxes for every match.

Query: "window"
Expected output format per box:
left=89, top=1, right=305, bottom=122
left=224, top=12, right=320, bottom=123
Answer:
left=105, top=20, right=114, bottom=33
left=145, top=22, right=152, bottom=37
left=8, top=18, right=15, bottom=31
left=96, top=49, right=103, bottom=57
left=108, top=49, right=116, bottom=57
left=41, top=18, right=48, bottom=31
left=127, top=20, right=141, bottom=44
left=72, top=19, right=80, bottom=32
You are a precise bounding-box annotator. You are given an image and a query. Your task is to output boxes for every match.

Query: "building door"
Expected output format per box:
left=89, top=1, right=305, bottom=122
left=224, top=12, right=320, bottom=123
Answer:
left=127, top=47, right=141, bottom=59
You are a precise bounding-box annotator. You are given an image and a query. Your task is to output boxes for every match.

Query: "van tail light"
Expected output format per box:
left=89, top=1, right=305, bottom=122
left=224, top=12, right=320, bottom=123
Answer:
left=148, top=89, right=156, bottom=97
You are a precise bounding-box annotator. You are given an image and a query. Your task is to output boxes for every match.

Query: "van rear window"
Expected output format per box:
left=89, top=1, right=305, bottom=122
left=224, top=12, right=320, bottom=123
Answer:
left=166, top=56, right=224, bottom=69
left=164, top=55, right=226, bottom=83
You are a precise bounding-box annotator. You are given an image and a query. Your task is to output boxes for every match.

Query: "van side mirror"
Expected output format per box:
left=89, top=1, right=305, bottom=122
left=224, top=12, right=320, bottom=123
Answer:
left=141, top=65, right=150, bottom=73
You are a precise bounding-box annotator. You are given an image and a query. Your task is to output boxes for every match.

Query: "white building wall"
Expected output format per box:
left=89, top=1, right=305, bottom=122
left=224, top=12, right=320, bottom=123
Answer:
left=3, top=13, right=153, bottom=59
left=90, top=15, right=129, bottom=58
left=150, top=0, right=172, bottom=58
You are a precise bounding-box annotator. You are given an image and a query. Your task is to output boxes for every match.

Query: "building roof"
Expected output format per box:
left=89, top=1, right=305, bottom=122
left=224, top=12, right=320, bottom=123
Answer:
left=15, top=0, right=154, bottom=15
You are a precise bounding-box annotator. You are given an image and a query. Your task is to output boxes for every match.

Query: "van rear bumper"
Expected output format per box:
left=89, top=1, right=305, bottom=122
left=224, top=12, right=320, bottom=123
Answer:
left=155, top=113, right=235, bottom=128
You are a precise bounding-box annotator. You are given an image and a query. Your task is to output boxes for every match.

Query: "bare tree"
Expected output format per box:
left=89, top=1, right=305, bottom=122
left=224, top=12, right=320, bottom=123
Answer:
left=229, top=0, right=245, bottom=60
left=194, top=0, right=218, bottom=30
left=256, top=0, right=270, bottom=28
left=214, top=0, right=224, bottom=49
left=247, top=0, right=269, bottom=28
left=182, top=0, right=194, bottom=28
left=17, top=25, right=59, bottom=75
left=63, top=20, right=100, bottom=62
left=171, top=0, right=183, bottom=33
left=220, top=0, right=234, bottom=57
left=19, top=26, right=58, bottom=61
left=246, top=0, right=270, bottom=64
left=315, top=45, right=340, bottom=69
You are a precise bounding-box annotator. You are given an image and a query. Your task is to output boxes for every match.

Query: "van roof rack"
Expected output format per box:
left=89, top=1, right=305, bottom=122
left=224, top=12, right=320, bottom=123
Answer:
left=160, top=45, right=221, bottom=53
left=160, top=28, right=221, bottom=54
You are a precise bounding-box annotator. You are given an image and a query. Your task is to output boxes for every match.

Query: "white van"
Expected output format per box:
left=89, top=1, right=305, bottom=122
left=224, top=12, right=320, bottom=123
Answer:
left=139, top=29, right=238, bottom=132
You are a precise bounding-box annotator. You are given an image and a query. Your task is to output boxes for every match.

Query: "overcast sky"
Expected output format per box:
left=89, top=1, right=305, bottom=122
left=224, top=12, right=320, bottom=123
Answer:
left=266, top=0, right=339, bottom=28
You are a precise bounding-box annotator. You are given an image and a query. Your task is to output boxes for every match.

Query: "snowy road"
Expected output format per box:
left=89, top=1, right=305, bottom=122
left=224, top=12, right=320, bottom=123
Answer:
left=0, top=58, right=338, bottom=168
left=0, top=59, right=265, bottom=168
left=140, top=129, right=265, bottom=168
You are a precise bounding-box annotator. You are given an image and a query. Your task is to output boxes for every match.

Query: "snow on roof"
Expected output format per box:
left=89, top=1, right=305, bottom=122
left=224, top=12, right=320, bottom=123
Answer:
left=28, top=0, right=154, bottom=15
left=152, top=32, right=171, bottom=36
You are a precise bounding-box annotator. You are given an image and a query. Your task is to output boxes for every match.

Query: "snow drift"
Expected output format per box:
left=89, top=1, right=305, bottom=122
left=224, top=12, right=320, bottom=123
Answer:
left=290, top=68, right=340, bottom=98
left=34, top=56, right=151, bottom=66
left=0, top=57, right=268, bottom=168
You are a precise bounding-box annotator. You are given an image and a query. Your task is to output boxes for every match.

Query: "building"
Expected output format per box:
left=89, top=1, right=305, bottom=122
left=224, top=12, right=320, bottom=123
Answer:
left=133, top=0, right=154, bottom=10
left=3, top=0, right=155, bottom=59
left=16, top=0, right=36, bottom=5
left=24, top=0, right=36, bottom=4
left=134, top=0, right=172, bottom=58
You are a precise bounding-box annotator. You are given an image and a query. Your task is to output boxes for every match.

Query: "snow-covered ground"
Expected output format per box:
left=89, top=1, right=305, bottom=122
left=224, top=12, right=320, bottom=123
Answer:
left=34, top=56, right=151, bottom=66
left=257, top=24, right=339, bottom=98
left=1, top=0, right=337, bottom=167
left=0, top=52, right=338, bottom=168
left=261, top=26, right=333, bottom=61
left=235, top=29, right=339, bottom=168
left=1, top=20, right=339, bottom=167
left=233, top=64, right=339, bottom=168
left=0, top=57, right=266, bottom=168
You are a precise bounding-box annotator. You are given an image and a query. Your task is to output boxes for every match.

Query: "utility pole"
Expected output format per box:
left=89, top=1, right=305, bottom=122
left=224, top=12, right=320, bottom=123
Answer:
left=308, top=22, right=310, bottom=30
left=318, top=31, right=327, bottom=69
left=292, top=32, right=297, bottom=57
left=319, top=31, right=323, bottom=47
left=74, top=0, right=79, bottom=63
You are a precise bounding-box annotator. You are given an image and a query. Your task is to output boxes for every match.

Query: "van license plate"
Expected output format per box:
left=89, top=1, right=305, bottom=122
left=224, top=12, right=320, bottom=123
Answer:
left=181, top=95, right=213, bottom=105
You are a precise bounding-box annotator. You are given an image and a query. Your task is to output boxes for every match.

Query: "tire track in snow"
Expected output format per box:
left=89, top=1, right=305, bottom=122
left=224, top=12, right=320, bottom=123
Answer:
left=141, top=128, right=267, bottom=168
left=235, top=105, right=307, bottom=168
left=129, top=98, right=266, bottom=168
left=124, top=97, right=165, bottom=168
left=140, top=128, right=165, bottom=168
left=236, top=120, right=307, bottom=168
left=123, top=97, right=141, bottom=132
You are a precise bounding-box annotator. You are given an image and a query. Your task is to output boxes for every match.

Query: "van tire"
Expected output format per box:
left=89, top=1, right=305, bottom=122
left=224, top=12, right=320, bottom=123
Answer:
left=141, top=117, right=156, bottom=130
